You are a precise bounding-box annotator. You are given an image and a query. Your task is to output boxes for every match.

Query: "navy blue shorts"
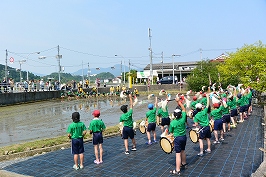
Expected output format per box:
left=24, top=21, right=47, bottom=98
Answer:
left=222, top=114, right=231, bottom=123
left=147, top=123, right=156, bottom=132
left=214, top=119, right=223, bottom=131
left=199, top=126, right=211, bottom=139
left=244, top=104, right=249, bottom=112
left=122, top=126, right=135, bottom=139
left=193, top=110, right=199, bottom=117
left=230, top=109, right=238, bottom=117
left=71, top=138, right=84, bottom=154
left=161, top=117, right=170, bottom=126
left=239, top=106, right=246, bottom=113
left=93, top=132, right=103, bottom=145
left=174, top=135, right=187, bottom=153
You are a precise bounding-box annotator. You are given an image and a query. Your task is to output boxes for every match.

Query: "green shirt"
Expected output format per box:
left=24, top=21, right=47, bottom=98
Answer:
left=89, top=118, right=106, bottom=133
left=157, top=107, right=169, bottom=118
left=169, top=111, right=187, bottom=137
left=200, top=97, right=207, bottom=106
left=190, top=100, right=199, bottom=110
left=146, top=108, right=157, bottom=123
left=120, top=109, right=134, bottom=127
left=237, top=96, right=245, bottom=106
left=210, top=106, right=222, bottom=120
left=67, top=122, right=87, bottom=139
left=194, top=107, right=209, bottom=127
left=221, top=104, right=229, bottom=115
left=227, top=97, right=237, bottom=109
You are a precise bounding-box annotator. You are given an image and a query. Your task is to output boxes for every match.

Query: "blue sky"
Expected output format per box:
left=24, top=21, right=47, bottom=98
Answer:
left=0, top=0, right=266, bottom=76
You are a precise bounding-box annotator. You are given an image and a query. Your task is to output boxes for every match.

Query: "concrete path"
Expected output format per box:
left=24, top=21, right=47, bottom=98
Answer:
left=0, top=106, right=265, bottom=177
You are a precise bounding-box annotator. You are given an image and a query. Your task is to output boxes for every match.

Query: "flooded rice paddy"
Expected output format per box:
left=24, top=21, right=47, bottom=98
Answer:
left=0, top=95, right=178, bottom=147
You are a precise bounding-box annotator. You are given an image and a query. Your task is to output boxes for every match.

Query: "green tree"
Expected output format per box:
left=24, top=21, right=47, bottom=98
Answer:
left=186, top=60, right=220, bottom=91
left=217, top=41, right=266, bottom=101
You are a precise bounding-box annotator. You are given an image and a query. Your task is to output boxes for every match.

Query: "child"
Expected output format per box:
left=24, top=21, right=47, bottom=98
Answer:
left=89, top=110, right=106, bottom=164
left=67, top=112, right=87, bottom=170
left=193, top=93, right=212, bottom=156
left=157, top=98, right=170, bottom=133
left=145, top=97, right=158, bottom=145
left=169, top=97, right=187, bottom=175
left=119, top=94, right=137, bottom=155
left=210, top=103, right=224, bottom=144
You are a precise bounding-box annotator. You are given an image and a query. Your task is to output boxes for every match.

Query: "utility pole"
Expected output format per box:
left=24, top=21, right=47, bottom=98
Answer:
left=82, top=60, right=84, bottom=88
left=148, top=28, right=153, bottom=85
left=200, top=48, right=202, bottom=70
left=161, top=51, right=164, bottom=78
left=88, top=62, right=90, bottom=86
left=5, top=49, right=8, bottom=79
left=56, top=45, right=62, bottom=85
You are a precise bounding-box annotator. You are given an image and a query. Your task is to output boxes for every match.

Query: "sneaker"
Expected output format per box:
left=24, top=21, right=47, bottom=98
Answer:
left=94, top=160, right=100, bottom=164
left=125, top=151, right=130, bottom=155
left=230, top=124, right=236, bottom=128
left=153, top=140, right=157, bottom=143
left=131, top=146, right=137, bottom=151
left=204, top=149, right=211, bottom=154
left=219, top=138, right=225, bottom=141
left=79, top=165, right=84, bottom=169
left=181, top=163, right=188, bottom=169
left=213, top=141, right=220, bottom=144
left=73, top=164, right=79, bottom=170
left=146, top=141, right=152, bottom=145
left=197, top=153, right=204, bottom=157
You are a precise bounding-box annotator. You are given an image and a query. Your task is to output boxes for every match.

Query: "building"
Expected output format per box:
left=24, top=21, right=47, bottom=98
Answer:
left=142, top=61, right=199, bottom=83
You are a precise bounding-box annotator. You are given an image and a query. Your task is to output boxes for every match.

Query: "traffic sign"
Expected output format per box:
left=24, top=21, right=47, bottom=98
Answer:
left=10, top=57, right=14, bottom=63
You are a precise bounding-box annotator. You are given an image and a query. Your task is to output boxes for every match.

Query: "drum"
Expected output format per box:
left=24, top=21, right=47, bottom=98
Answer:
left=139, top=120, right=147, bottom=134
left=156, top=116, right=161, bottom=126
left=209, top=119, right=214, bottom=133
left=159, top=135, right=174, bottom=154
left=119, top=122, right=124, bottom=137
left=189, top=127, right=200, bottom=143
left=187, top=110, right=194, bottom=119
left=169, top=113, right=175, bottom=121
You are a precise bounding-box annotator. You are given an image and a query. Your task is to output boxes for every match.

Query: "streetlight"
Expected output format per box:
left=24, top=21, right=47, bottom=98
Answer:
left=26, top=52, right=40, bottom=81
left=172, top=54, right=181, bottom=84
left=38, top=54, right=62, bottom=86
left=19, top=60, right=26, bottom=83
left=115, top=55, right=125, bottom=84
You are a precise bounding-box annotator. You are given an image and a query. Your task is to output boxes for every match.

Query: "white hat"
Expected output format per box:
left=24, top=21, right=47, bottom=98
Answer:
left=195, top=103, right=203, bottom=109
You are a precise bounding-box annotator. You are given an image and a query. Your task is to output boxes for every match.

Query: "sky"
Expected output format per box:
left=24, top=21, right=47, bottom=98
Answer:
left=0, top=0, right=266, bottom=76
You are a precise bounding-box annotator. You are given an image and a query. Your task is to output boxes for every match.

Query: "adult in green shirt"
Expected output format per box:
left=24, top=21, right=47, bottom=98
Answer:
left=193, top=92, right=211, bottom=157
left=119, top=94, right=136, bottom=155
left=169, top=97, right=187, bottom=175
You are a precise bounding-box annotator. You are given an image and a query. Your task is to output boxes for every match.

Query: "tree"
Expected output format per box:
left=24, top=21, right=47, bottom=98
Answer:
left=217, top=41, right=266, bottom=101
left=186, top=60, right=220, bottom=91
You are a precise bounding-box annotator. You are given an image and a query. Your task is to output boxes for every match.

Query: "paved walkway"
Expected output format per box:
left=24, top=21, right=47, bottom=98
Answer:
left=0, top=106, right=264, bottom=177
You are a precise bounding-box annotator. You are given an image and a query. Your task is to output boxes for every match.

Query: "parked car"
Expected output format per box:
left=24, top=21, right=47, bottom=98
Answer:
left=156, top=76, right=178, bottom=84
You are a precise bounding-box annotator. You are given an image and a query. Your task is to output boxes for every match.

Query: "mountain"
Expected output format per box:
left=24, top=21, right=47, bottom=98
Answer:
left=72, top=64, right=132, bottom=77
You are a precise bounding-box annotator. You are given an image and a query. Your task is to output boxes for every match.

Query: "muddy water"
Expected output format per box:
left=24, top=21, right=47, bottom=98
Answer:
left=0, top=96, right=178, bottom=147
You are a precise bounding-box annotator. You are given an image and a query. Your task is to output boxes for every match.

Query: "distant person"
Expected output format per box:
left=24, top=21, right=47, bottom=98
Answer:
left=119, top=94, right=137, bottom=155
left=67, top=112, right=87, bottom=170
left=89, top=110, right=106, bottom=164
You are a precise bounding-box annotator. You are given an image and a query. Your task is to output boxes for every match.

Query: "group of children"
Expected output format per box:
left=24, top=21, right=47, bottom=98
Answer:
left=67, top=85, right=253, bottom=175
left=67, top=110, right=106, bottom=170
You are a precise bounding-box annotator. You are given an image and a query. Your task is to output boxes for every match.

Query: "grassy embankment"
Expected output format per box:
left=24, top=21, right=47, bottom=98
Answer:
left=0, top=89, right=185, bottom=156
